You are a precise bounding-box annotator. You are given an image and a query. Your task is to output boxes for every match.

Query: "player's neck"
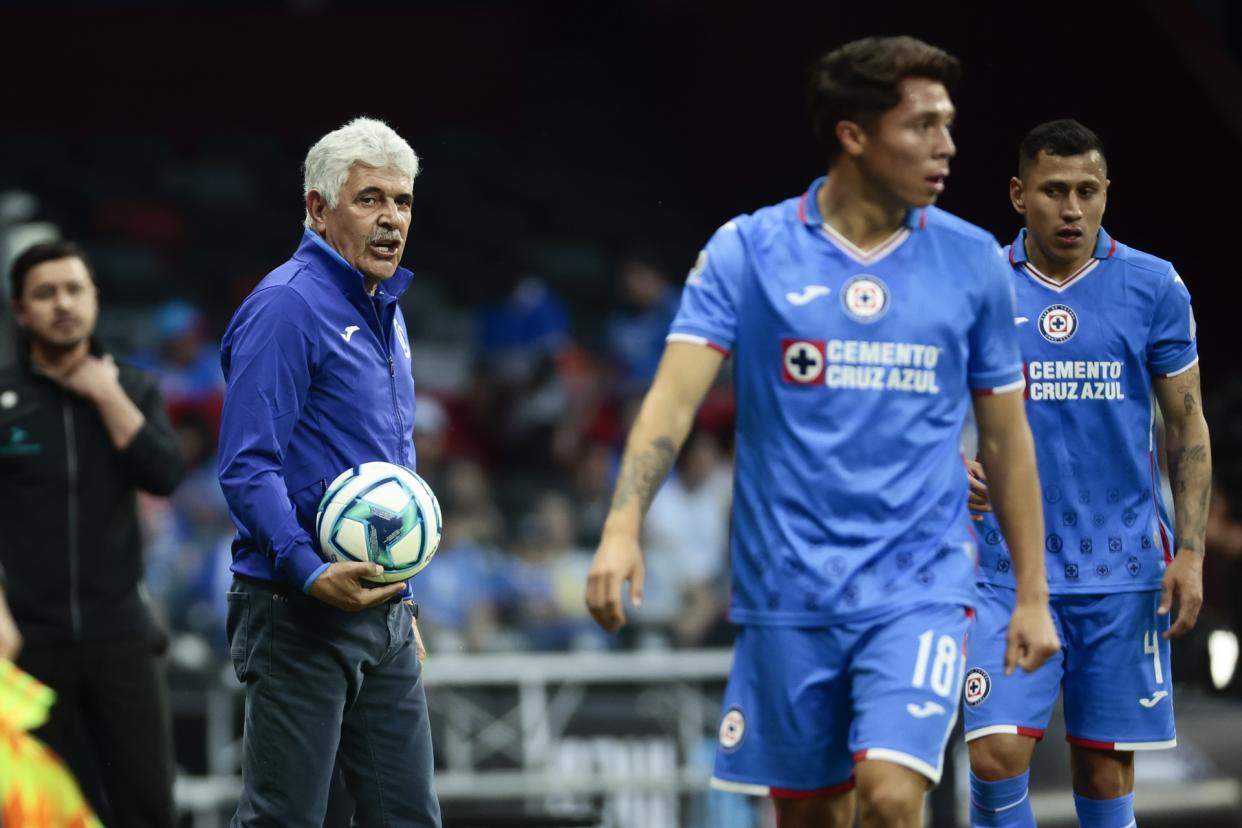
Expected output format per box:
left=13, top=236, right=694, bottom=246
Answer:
left=1023, top=233, right=1093, bottom=283
left=818, top=172, right=908, bottom=250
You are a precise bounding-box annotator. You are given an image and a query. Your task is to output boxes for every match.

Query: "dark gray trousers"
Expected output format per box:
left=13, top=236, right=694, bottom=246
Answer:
left=226, top=577, right=441, bottom=828
left=18, top=637, right=176, bottom=828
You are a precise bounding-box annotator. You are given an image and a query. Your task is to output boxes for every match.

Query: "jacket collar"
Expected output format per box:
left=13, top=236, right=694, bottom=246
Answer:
left=294, top=228, right=414, bottom=306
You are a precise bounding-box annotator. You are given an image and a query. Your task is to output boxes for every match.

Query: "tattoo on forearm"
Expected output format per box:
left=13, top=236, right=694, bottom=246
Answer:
left=1167, top=441, right=1211, bottom=554
left=1175, top=371, right=1200, bottom=416
left=1182, top=445, right=1208, bottom=463
left=611, top=437, right=677, bottom=514
left=1161, top=365, right=1210, bottom=553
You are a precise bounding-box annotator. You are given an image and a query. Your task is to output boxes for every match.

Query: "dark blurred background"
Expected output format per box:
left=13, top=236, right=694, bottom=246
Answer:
left=2, top=1, right=1242, bottom=826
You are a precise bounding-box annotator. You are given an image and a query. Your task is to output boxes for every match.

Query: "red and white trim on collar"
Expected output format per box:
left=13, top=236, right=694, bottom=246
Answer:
left=797, top=188, right=921, bottom=266
left=1020, top=258, right=1101, bottom=293
left=819, top=222, right=911, bottom=266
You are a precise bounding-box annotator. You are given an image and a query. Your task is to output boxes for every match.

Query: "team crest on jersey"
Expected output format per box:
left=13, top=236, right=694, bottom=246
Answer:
left=393, top=319, right=411, bottom=359
left=1038, top=304, right=1078, bottom=343
left=841, top=275, right=890, bottom=323
left=718, top=707, right=746, bottom=751
left=686, top=250, right=708, bottom=286
left=964, top=668, right=991, bottom=706
left=781, top=338, right=826, bottom=384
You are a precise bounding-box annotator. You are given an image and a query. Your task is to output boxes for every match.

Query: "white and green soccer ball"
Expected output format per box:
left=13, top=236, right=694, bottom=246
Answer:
left=316, top=462, right=442, bottom=583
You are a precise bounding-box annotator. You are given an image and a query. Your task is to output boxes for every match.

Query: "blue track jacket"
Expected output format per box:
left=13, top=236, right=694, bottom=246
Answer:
left=218, top=229, right=417, bottom=594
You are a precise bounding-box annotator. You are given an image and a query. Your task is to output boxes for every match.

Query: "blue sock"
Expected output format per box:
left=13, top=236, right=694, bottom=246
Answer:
left=970, top=771, right=1036, bottom=827
left=1074, top=792, right=1136, bottom=828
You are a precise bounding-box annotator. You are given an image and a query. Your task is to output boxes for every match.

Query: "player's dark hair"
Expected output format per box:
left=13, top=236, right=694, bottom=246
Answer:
left=1018, top=119, right=1107, bottom=176
left=807, top=36, right=961, bottom=165
left=9, top=240, right=94, bottom=302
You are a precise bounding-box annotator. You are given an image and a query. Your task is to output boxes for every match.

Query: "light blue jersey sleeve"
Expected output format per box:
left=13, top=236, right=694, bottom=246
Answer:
left=967, top=247, right=1024, bottom=393
left=668, top=220, right=746, bottom=352
left=1146, top=268, right=1198, bottom=376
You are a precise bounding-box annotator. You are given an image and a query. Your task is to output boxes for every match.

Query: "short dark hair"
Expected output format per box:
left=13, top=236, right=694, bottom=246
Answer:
left=1018, top=119, right=1107, bottom=176
left=807, top=36, right=961, bottom=165
left=9, top=240, right=93, bottom=302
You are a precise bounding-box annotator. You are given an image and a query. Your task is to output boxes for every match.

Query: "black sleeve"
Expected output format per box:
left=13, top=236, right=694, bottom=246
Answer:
left=116, top=371, right=185, bottom=496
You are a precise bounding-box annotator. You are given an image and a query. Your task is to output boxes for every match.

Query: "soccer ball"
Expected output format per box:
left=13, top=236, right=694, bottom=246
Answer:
left=316, top=462, right=442, bottom=583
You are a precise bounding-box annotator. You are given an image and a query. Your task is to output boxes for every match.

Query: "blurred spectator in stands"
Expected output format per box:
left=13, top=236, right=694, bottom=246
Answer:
left=1204, top=486, right=1242, bottom=692
left=631, top=429, right=733, bottom=648
left=413, top=393, right=450, bottom=493
left=1204, top=488, right=1242, bottom=610
left=604, top=252, right=680, bottom=399
left=474, top=271, right=568, bottom=468
left=472, top=268, right=599, bottom=470
left=416, top=453, right=508, bottom=653
left=478, top=272, right=569, bottom=387
left=442, top=457, right=507, bottom=548
left=414, top=508, right=502, bottom=655
left=496, top=492, right=609, bottom=651
left=129, top=299, right=224, bottom=434
left=142, top=411, right=234, bottom=653
left=571, top=441, right=618, bottom=548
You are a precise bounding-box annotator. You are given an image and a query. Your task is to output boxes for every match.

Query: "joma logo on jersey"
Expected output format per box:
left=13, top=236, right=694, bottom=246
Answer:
left=1038, top=304, right=1078, bottom=343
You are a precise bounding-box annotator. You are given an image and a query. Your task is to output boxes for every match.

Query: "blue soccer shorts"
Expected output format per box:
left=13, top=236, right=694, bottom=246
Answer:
left=710, top=602, right=972, bottom=798
left=963, top=583, right=1176, bottom=751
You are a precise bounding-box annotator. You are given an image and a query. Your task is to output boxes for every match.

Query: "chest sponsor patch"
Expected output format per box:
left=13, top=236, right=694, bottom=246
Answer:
left=1025, top=360, right=1125, bottom=402
left=1038, top=303, right=1078, bottom=343
left=782, top=339, right=826, bottom=384
left=780, top=337, right=942, bottom=394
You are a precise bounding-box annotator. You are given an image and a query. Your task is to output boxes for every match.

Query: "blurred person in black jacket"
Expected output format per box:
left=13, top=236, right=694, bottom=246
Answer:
left=0, top=240, right=183, bottom=828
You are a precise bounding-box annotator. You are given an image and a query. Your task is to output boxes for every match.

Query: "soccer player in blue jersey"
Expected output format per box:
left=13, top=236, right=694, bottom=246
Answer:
left=585, top=36, right=1060, bottom=828
left=963, top=120, right=1212, bottom=828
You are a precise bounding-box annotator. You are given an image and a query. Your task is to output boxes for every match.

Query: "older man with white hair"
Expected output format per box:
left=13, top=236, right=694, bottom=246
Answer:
left=218, top=117, right=440, bottom=827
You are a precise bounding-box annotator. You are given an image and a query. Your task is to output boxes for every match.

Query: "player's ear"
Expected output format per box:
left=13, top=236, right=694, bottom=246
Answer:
left=836, top=120, right=867, bottom=158
left=1008, top=176, right=1026, bottom=215
left=305, top=190, right=330, bottom=232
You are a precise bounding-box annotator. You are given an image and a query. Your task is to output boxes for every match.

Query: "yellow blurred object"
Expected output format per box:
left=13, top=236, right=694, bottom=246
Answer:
left=0, top=661, right=102, bottom=828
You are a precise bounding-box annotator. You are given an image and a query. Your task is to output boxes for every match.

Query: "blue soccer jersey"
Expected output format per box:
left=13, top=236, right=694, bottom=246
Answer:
left=976, top=229, right=1198, bottom=594
left=669, top=177, right=1024, bottom=625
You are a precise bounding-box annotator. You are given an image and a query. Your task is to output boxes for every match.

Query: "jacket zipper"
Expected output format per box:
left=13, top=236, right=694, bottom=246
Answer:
left=368, top=300, right=404, bottom=451
left=63, top=398, right=81, bottom=640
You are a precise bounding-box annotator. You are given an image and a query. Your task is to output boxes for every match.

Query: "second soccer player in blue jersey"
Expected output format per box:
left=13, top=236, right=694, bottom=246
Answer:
left=586, top=37, right=1061, bottom=828
left=964, top=120, right=1212, bottom=828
